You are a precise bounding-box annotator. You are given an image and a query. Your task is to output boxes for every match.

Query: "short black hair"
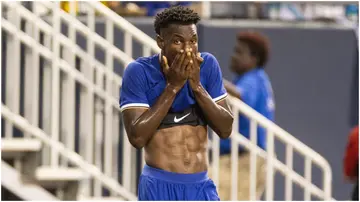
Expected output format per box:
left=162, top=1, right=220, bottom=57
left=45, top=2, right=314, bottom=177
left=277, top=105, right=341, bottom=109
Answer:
left=154, top=6, right=201, bottom=35
left=237, top=31, right=270, bottom=67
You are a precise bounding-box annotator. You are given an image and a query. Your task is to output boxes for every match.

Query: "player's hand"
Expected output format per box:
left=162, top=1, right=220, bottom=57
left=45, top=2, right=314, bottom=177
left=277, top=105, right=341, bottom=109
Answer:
left=189, top=51, right=203, bottom=89
left=161, top=49, right=192, bottom=92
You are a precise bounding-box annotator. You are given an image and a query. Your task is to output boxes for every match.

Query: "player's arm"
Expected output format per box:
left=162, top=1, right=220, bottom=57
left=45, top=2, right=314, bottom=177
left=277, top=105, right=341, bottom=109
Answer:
left=122, top=85, right=178, bottom=149
left=192, top=85, right=233, bottom=139
left=189, top=52, right=233, bottom=139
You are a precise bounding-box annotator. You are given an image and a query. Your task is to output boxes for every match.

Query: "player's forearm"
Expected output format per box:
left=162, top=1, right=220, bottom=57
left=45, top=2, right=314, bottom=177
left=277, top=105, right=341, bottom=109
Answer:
left=129, top=85, right=178, bottom=149
left=192, top=84, right=233, bottom=139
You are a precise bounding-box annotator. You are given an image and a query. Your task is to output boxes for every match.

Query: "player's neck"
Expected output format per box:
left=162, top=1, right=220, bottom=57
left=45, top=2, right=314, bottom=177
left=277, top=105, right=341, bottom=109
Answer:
left=238, top=66, right=257, bottom=76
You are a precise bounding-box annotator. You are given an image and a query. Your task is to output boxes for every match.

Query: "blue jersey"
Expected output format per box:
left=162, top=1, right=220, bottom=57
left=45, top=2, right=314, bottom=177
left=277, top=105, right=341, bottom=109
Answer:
left=120, top=52, right=227, bottom=113
left=220, top=68, right=275, bottom=154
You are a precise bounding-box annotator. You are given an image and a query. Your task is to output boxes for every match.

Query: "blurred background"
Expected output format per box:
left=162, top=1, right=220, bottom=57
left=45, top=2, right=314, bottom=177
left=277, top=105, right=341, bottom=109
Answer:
left=1, top=1, right=359, bottom=201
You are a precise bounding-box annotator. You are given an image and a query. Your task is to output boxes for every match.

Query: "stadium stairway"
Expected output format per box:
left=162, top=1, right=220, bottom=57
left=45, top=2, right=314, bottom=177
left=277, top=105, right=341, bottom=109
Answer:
left=1, top=1, right=334, bottom=201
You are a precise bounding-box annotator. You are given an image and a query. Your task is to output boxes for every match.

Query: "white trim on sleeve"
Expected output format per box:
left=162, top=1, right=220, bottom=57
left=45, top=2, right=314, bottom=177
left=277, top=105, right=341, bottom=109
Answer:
left=212, top=93, right=228, bottom=102
left=120, top=103, right=150, bottom=111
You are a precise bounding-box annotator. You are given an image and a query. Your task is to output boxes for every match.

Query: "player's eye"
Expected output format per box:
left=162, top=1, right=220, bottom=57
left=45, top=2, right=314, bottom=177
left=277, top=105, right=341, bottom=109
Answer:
left=173, top=40, right=181, bottom=45
left=190, top=39, right=197, bottom=44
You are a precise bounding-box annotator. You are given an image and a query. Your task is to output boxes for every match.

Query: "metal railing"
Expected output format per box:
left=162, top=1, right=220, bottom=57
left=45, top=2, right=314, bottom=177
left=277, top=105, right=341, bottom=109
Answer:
left=209, top=97, right=334, bottom=200
left=1, top=1, right=139, bottom=199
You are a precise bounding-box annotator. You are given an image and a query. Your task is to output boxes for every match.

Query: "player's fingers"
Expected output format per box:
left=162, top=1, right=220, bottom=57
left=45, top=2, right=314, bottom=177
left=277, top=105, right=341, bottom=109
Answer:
left=170, top=51, right=181, bottom=66
left=181, top=57, right=191, bottom=74
left=174, top=49, right=185, bottom=67
left=183, top=48, right=194, bottom=73
left=187, top=48, right=192, bottom=58
left=185, top=59, right=193, bottom=76
left=162, top=55, right=169, bottom=73
left=196, top=52, right=204, bottom=64
left=191, top=52, right=201, bottom=67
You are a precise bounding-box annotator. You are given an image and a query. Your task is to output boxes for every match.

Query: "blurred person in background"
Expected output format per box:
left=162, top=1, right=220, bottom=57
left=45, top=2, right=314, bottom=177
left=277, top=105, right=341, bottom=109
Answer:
left=211, top=31, right=275, bottom=200
left=344, top=125, right=359, bottom=201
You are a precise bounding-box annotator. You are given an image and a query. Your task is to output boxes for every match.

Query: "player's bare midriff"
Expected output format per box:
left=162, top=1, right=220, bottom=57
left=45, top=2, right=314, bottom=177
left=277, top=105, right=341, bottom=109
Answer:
left=144, top=125, right=208, bottom=174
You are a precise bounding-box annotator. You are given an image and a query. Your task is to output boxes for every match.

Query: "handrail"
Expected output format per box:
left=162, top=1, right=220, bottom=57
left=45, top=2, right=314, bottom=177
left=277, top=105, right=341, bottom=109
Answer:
left=228, top=96, right=331, bottom=171
left=1, top=2, right=136, bottom=199
left=229, top=131, right=335, bottom=200
left=2, top=1, right=123, bottom=87
left=87, top=2, right=161, bottom=53
left=0, top=104, right=137, bottom=201
left=1, top=19, right=121, bottom=109
left=228, top=96, right=333, bottom=200
left=39, top=2, right=134, bottom=66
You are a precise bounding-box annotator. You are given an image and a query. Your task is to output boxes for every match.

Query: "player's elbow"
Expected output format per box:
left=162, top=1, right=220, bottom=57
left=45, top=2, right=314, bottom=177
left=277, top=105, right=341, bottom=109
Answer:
left=128, top=135, right=146, bottom=149
left=218, top=118, right=233, bottom=139
left=218, top=128, right=232, bottom=139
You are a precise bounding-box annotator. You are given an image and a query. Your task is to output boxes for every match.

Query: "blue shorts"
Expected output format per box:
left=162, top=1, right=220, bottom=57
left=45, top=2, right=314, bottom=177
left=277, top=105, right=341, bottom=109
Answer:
left=138, top=165, right=220, bottom=201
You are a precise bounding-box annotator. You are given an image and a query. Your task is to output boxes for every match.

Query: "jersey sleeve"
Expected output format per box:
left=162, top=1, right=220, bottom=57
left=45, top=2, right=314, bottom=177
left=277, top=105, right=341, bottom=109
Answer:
left=236, top=75, right=259, bottom=107
left=119, top=61, right=149, bottom=111
left=202, top=53, right=228, bottom=102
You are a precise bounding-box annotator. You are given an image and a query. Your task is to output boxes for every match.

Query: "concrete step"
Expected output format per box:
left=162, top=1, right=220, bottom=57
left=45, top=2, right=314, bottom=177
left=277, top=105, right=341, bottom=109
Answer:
left=1, top=160, right=59, bottom=201
left=36, top=167, right=89, bottom=188
left=1, top=138, right=42, bottom=159
left=36, top=167, right=90, bottom=200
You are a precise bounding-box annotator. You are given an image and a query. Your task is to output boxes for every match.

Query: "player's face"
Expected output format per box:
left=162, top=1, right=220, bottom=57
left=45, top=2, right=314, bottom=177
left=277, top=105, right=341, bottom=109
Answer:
left=159, top=24, right=198, bottom=66
left=230, top=41, right=256, bottom=74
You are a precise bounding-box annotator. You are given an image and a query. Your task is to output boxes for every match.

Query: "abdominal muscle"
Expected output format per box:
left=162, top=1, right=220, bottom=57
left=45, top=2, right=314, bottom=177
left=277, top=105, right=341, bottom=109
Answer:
left=144, top=125, right=209, bottom=173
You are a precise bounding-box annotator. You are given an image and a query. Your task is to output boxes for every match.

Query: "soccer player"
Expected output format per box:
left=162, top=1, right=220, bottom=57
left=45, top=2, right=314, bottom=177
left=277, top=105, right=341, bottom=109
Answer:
left=217, top=31, right=275, bottom=200
left=120, top=6, right=233, bottom=201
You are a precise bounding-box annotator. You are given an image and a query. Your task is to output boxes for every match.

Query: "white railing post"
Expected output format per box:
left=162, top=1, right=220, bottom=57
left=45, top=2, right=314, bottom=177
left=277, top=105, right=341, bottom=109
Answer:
left=61, top=1, right=76, bottom=166
left=285, top=145, right=293, bottom=201
left=124, top=32, right=133, bottom=58
left=5, top=5, right=20, bottom=139
left=304, top=157, right=312, bottom=200
left=249, top=120, right=257, bottom=201
left=265, top=131, right=275, bottom=201
left=42, top=33, right=52, bottom=166
left=230, top=112, right=239, bottom=200
left=94, top=95, right=104, bottom=197
left=50, top=1, right=61, bottom=168
left=324, top=168, right=332, bottom=200
left=211, top=129, right=220, bottom=188
left=112, top=111, right=120, bottom=196
left=104, top=15, right=114, bottom=196
left=122, top=126, right=132, bottom=192
left=78, top=3, right=96, bottom=197
left=24, top=18, right=35, bottom=139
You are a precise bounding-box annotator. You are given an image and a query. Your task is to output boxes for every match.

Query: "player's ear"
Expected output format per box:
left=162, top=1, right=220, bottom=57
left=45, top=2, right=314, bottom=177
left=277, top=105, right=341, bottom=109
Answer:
left=156, top=35, right=164, bottom=49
